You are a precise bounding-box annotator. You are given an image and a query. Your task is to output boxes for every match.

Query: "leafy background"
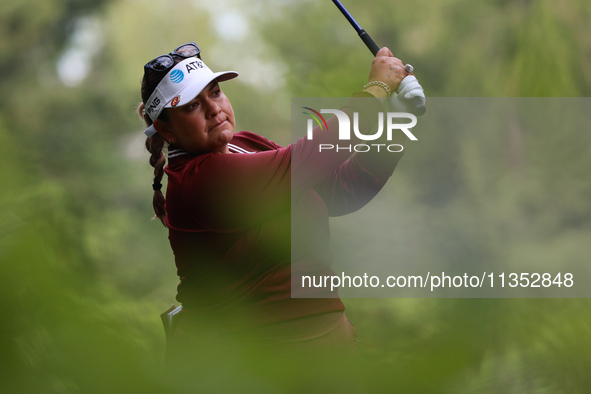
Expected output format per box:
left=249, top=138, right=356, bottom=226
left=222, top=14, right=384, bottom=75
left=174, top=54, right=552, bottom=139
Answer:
left=1, top=0, right=590, bottom=392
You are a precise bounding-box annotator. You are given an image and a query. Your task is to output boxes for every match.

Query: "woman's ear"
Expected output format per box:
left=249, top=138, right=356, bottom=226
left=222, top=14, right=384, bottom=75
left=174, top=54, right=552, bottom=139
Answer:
left=153, top=119, right=175, bottom=143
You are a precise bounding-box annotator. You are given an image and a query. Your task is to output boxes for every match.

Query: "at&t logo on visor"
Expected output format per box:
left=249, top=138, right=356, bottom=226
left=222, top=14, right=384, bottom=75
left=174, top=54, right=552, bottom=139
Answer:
left=170, top=69, right=184, bottom=83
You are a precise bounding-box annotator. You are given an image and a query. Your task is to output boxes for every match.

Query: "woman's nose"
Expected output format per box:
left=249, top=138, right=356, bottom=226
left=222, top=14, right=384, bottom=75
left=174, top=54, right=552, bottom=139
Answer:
left=205, top=99, right=221, bottom=117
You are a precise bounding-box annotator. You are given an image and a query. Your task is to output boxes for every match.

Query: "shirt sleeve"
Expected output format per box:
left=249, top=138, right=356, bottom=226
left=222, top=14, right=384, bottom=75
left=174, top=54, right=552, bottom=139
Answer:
left=313, top=151, right=403, bottom=217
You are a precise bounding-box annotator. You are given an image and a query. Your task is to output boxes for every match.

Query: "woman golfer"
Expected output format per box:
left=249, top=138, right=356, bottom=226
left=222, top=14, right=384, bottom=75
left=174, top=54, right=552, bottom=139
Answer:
left=137, top=42, right=408, bottom=368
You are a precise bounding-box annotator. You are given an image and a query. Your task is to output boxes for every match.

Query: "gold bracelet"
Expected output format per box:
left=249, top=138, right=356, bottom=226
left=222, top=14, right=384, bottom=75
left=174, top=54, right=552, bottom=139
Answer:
left=363, top=81, right=392, bottom=97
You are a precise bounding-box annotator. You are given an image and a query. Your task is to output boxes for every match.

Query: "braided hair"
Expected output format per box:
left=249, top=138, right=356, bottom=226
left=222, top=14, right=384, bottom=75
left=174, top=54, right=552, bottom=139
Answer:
left=137, top=56, right=184, bottom=227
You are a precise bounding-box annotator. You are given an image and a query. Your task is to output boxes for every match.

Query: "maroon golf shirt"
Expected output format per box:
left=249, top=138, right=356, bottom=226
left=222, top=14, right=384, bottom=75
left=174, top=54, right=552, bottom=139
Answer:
left=164, top=122, right=401, bottom=326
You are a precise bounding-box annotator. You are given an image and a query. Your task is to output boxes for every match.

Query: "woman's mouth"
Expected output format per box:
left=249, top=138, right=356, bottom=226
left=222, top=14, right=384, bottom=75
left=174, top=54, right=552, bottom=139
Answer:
left=210, top=119, right=227, bottom=132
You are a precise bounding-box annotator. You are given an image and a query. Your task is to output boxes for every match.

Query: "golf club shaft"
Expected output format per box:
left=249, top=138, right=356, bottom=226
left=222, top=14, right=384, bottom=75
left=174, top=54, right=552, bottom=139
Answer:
left=332, top=0, right=380, bottom=55
left=332, top=0, right=426, bottom=115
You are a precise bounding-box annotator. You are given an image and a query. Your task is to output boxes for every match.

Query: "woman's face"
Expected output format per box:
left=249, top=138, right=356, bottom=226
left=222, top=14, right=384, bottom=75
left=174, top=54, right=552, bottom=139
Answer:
left=156, top=80, right=235, bottom=154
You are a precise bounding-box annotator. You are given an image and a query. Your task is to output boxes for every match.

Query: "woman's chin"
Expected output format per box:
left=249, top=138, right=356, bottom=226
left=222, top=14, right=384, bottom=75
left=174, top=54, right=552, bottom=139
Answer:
left=218, top=128, right=235, bottom=144
left=210, top=131, right=234, bottom=153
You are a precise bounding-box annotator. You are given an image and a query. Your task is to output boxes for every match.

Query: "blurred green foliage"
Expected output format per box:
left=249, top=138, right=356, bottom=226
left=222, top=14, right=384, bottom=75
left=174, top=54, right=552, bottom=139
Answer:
left=1, top=0, right=590, bottom=392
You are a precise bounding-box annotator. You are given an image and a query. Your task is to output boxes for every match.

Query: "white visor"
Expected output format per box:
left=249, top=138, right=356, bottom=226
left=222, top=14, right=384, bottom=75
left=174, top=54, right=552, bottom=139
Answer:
left=144, top=57, right=238, bottom=137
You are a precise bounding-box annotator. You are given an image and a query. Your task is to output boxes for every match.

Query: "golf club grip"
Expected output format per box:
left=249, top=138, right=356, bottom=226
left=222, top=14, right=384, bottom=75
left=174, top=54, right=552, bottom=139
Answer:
left=360, top=30, right=427, bottom=115
left=359, top=30, right=379, bottom=56
left=409, top=96, right=426, bottom=116
left=333, top=0, right=426, bottom=114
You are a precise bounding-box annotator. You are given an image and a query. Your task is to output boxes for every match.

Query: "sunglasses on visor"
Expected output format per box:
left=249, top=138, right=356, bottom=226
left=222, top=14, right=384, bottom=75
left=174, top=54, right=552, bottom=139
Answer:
left=144, top=42, right=201, bottom=72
